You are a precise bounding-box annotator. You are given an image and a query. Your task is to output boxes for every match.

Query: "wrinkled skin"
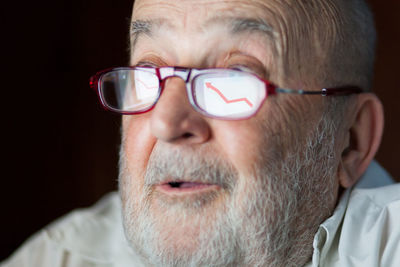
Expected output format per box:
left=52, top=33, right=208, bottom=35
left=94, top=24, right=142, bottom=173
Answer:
left=119, top=0, right=344, bottom=266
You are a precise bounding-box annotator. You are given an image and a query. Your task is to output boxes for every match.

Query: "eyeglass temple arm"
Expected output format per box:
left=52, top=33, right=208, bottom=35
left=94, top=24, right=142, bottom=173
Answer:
left=271, top=86, right=364, bottom=96
left=89, top=75, right=99, bottom=90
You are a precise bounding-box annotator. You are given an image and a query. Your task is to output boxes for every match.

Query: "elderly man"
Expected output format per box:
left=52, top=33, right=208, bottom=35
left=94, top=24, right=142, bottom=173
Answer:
left=2, top=0, right=399, bottom=266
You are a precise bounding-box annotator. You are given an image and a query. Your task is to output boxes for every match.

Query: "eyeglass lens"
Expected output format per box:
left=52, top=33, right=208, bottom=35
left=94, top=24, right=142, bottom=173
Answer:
left=193, top=71, right=266, bottom=118
left=100, top=69, right=159, bottom=112
left=99, top=68, right=266, bottom=118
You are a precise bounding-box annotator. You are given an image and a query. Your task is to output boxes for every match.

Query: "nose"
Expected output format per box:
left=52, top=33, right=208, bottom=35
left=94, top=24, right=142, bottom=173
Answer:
left=150, top=77, right=211, bottom=144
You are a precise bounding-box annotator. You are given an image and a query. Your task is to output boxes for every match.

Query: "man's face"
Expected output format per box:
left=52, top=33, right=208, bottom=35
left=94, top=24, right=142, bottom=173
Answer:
left=120, top=0, right=341, bottom=266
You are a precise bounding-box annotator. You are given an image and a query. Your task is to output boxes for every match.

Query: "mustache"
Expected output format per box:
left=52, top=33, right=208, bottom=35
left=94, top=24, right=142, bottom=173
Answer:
left=144, top=145, right=237, bottom=191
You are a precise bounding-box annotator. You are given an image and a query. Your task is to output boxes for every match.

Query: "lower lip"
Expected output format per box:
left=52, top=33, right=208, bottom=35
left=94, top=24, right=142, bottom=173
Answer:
left=156, top=182, right=219, bottom=195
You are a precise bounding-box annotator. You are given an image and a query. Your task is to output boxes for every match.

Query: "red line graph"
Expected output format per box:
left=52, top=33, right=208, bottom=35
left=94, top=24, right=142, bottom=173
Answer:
left=136, top=78, right=158, bottom=90
left=205, top=82, right=253, bottom=107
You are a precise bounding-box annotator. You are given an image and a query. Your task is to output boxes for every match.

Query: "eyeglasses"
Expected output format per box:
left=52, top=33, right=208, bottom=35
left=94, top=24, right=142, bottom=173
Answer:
left=90, top=66, right=364, bottom=120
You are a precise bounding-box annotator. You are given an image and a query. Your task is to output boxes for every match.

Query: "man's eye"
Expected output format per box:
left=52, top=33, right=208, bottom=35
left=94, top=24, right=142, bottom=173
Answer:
left=228, top=65, right=253, bottom=72
left=136, top=62, right=158, bottom=68
left=228, top=65, right=264, bottom=77
left=227, top=64, right=268, bottom=79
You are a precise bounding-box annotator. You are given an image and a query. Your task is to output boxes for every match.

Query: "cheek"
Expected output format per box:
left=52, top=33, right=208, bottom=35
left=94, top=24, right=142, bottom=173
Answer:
left=212, top=121, right=269, bottom=176
left=210, top=102, right=287, bottom=176
left=122, top=115, right=156, bottom=178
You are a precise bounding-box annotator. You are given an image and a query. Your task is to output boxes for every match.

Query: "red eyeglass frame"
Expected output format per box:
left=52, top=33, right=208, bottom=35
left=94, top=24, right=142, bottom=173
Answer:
left=89, top=66, right=365, bottom=119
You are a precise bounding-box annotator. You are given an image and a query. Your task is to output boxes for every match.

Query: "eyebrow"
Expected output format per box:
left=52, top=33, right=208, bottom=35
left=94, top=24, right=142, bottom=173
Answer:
left=210, top=17, right=274, bottom=37
left=130, top=19, right=155, bottom=49
left=130, top=17, right=274, bottom=51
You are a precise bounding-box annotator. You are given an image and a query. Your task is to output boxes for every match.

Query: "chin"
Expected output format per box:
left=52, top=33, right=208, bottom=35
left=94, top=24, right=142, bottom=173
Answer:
left=122, top=182, right=240, bottom=266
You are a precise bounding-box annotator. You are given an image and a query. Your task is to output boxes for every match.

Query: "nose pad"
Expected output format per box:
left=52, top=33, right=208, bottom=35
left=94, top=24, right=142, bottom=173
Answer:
left=150, top=77, right=210, bottom=144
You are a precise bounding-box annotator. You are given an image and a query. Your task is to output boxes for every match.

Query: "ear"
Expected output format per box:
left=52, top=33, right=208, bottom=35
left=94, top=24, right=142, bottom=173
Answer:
left=338, top=93, right=384, bottom=188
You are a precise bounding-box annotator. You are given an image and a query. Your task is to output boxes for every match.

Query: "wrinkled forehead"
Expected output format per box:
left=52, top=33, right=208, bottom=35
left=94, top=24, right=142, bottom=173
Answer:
left=132, top=0, right=277, bottom=25
left=131, top=0, right=283, bottom=75
left=131, top=0, right=282, bottom=48
left=131, top=0, right=343, bottom=88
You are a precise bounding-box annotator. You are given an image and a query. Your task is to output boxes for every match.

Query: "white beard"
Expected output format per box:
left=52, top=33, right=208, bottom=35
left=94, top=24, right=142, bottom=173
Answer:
left=119, top=117, right=338, bottom=267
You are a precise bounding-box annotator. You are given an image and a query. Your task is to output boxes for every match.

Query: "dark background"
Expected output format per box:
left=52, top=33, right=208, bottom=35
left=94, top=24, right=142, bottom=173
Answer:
left=1, top=0, right=399, bottom=261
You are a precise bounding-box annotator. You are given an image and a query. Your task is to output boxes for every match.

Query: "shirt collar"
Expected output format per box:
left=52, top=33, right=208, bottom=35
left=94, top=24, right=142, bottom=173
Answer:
left=308, top=160, right=395, bottom=266
left=46, top=192, right=142, bottom=265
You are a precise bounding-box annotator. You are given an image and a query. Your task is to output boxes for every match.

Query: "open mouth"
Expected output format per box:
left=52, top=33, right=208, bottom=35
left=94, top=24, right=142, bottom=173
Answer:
left=157, top=180, right=218, bottom=194
left=168, top=181, right=207, bottom=188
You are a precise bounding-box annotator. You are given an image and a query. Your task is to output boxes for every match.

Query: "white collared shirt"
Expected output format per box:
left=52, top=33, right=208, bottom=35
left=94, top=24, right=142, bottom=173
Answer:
left=2, top=161, right=399, bottom=267
left=305, top=161, right=400, bottom=267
